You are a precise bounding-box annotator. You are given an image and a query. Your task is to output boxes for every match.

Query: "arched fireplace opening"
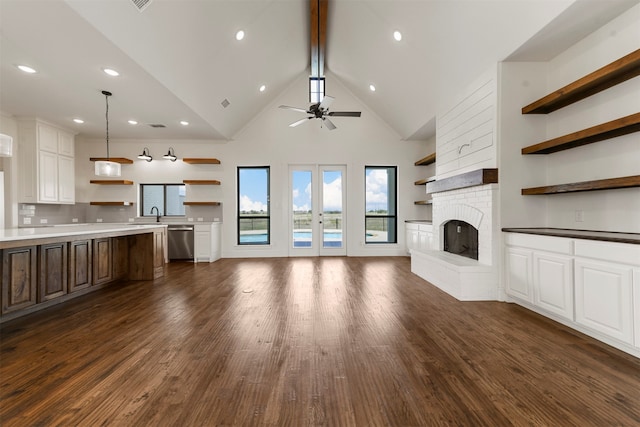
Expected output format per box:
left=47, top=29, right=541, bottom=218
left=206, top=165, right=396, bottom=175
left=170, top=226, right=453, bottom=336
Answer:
left=443, top=220, right=478, bottom=260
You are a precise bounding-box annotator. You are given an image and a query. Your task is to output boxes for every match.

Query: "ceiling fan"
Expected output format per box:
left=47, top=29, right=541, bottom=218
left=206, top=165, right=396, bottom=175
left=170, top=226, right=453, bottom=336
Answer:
left=279, top=96, right=361, bottom=130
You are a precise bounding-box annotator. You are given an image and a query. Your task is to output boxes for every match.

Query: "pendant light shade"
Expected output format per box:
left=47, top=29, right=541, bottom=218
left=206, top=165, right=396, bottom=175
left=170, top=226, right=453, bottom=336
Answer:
left=95, top=90, right=121, bottom=177
left=95, top=160, right=121, bottom=176
left=0, top=134, right=13, bottom=157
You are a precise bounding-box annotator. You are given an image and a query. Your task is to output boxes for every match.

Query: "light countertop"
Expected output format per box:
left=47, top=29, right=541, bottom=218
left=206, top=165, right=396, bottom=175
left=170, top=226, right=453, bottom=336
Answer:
left=1, top=223, right=167, bottom=243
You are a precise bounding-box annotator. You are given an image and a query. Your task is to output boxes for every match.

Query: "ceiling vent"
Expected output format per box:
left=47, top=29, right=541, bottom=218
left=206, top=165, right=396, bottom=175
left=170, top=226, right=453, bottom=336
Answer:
left=221, top=99, right=230, bottom=108
left=149, top=123, right=166, bottom=128
left=131, top=0, right=152, bottom=12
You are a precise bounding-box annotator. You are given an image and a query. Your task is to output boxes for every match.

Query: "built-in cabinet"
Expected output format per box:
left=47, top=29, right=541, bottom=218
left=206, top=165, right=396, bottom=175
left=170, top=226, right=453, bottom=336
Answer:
left=18, top=119, right=75, bottom=204
left=405, top=222, right=434, bottom=255
left=504, top=232, right=640, bottom=356
left=1, top=229, right=165, bottom=321
left=194, top=222, right=221, bottom=263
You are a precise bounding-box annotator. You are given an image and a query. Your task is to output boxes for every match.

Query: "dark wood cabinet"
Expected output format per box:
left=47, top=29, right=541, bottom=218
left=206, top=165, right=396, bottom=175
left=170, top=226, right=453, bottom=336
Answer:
left=38, top=242, right=68, bottom=302
left=112, top=236, right=129, bottom=281
left=2, top=246, right=38, bottom=314
left=153, top=230, right=165, bottom=279
left=93, top=237, right=112, bottom=286
left=69, top=240, right=92, bottom=293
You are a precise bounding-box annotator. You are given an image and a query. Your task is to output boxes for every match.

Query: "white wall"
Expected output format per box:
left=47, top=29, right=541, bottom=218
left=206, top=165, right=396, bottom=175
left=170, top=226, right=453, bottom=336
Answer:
left=499, top=4, right=640, bottom=233
left=76, top=72, right=426, bottom=258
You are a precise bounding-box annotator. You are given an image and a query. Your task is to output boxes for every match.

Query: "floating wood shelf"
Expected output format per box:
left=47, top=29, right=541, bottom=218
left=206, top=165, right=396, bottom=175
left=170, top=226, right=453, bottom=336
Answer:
left=414, top=178, right=431, bottom=185
left=182, top=158, right=221, bottom=164
left=183, top=180, right=221, bottom=185
left=414, top=200, right=433, bottom=205
left=522, top=175, right=640, bottom=195
left=89, top=201, right=134, bottom=206
left=415, top=153, right=436, bottom=166
left=426, top=169, right=498, bottom=194
left=522, top=49, right=640, bottom=114
left=522, top=113, right=640, bottom=154
left=90, top=180, right=134, bottom=185
left=89, top=157, right=134, bottom=164
left=183, top=201, right=221, bottom=206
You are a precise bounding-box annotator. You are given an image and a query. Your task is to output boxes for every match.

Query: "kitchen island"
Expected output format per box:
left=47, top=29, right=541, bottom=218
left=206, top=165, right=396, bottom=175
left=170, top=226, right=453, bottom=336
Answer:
left=1, top=223, right=167, bottom=322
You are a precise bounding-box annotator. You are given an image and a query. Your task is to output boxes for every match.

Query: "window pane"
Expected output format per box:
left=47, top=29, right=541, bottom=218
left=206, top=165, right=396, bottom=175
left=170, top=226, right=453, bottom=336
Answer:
left=323, top=169, right=343, bottom=248
left=292, top=170, right=312, bottom=248
left=238, top=167, right=270, bottom=245
left=365, top=166, right=397, bottom=243
left=142, top=185, right=164, bottom=216
left=166, top=185, right=186, bottom=216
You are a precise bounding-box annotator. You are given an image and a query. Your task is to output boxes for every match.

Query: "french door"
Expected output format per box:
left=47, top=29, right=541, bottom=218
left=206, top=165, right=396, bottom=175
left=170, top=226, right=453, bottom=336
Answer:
left=289, top=164, right=346, bottom=256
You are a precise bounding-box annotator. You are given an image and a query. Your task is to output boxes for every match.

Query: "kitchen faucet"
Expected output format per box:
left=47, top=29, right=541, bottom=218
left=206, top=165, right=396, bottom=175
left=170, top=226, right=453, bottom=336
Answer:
left=150, top=206, right=160, bottom=222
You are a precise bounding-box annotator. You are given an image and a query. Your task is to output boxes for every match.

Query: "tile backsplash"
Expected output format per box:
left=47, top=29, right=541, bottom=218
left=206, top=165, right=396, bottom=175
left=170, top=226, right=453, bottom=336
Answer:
left=18, top=203, right=222, bottom=226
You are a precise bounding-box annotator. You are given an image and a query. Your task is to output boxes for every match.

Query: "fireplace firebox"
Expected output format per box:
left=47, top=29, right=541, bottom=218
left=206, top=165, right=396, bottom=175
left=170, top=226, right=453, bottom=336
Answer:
left=443, top=220, right=478, bottom=260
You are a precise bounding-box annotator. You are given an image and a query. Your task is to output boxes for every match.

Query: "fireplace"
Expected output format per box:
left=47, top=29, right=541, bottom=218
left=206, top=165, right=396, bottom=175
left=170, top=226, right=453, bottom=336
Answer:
left=443, top=220, right=478, bottom=260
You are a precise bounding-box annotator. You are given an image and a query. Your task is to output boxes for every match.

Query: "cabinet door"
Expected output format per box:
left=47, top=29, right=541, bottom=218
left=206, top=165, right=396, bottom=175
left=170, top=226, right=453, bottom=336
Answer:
left=37, top=123, right=58, bottom=153
left=533, top=252, right=574, bottom=320
left=38, top=150, right=58, bottom=202
left=112, top=236, right=129, bottom=281
left=575, top=259, right=633, bottom=344
left=194, top=231, right=211, bottom=262
left=58, top=155, right=75, bottom=204
left=153, top=230, right=165, bottom=279
left=405, top=227, right=418, bottom=254
left=93, top=238, right=113, bottom=285
left=69, top=240, right=92, bottom=292
left=2, top=246, right=38, bottom=314
left=505, top=247, right=533, bottom=302
left=38, top=242, right=68, bottom=302
left=57, top=130, right=74, bottom=157
left=634, top=269, right=640, bottom=349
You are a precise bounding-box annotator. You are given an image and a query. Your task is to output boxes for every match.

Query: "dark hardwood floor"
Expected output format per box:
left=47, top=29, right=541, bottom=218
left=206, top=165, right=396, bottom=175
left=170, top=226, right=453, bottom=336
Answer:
left=1, top=257, right=639, bottom=426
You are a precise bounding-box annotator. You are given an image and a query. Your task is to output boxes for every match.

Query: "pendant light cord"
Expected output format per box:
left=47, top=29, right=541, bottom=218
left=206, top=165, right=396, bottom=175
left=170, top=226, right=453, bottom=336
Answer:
left=102, top=90, right=112, bottom=159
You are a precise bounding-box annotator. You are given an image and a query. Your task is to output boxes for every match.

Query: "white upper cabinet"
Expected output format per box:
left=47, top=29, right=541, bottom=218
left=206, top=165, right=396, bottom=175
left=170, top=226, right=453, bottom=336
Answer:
left=18, top=119, right=75, bottom=204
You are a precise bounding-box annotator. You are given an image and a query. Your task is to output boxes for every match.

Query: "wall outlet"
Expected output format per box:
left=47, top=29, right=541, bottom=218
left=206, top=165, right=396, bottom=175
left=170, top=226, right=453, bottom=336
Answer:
left=214, top=217, right=220, bottom=222
left=128, top=218, right=134, bottom=222
left=575, top=210, right=584, bottom=222
left=23, top=217, right=31, bottom=225
left=197, top=217, right=203, bottom=222
left=40, top=218, right=48, bottom=224
left=188, top=217, right=194, bottom=222
left=96, top=218, right=103, bottom=223
left=72, top=218, right=78, bottom=223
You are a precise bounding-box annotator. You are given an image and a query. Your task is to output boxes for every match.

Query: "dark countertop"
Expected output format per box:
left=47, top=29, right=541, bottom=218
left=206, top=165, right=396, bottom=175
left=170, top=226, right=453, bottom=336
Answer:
left=502, top=227, right=640, bottom=245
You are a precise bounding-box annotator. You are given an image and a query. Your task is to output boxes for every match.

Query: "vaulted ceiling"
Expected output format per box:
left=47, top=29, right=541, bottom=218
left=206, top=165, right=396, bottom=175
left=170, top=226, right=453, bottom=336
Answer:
left=1, top=0, right=636, bottom=141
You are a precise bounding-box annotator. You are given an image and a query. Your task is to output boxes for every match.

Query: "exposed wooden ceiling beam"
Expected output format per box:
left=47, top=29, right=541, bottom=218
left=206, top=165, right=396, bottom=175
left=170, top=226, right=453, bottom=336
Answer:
left=310, top=0, right=327, bottom=77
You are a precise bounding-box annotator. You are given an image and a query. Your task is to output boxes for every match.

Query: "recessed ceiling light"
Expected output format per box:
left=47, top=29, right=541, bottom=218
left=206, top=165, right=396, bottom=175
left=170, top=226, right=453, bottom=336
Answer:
left=393, top=31, right=402, bottom=41
left=369, top=84, right=376, bottom=92
left=103, top=68, right=120, bottom=77
left=17, top=64, right=37, bottom=74
left=259, top=85, right=266, bottom=92
left=73, top=118, right=84, bottom=124
left=180, top=121, right=189, bottom=126
left=128, top=120, right=138, bottom=125
left=235, top=30, right=245, bottom=41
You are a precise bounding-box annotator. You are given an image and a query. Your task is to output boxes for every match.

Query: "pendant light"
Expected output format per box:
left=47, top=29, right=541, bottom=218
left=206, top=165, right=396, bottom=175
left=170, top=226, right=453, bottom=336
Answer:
left=95, top=90, right=121, bottom=177
left=0, top=134, right=13, bottom=157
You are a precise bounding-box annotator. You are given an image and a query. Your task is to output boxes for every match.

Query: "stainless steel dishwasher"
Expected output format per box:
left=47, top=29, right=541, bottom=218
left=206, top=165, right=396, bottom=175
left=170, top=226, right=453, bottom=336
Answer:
left=167, top=225, right=194, bottom=260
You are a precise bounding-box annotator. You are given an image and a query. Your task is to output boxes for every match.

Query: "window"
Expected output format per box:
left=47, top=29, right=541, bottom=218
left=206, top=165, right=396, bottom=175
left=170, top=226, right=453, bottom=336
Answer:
left=140, top=184, right=186, bottom=217
left=238, top=166, right=270, bottom=245
left=365, top=166, right=397, bottom=244
left=309, top=77, right=325, bottom=103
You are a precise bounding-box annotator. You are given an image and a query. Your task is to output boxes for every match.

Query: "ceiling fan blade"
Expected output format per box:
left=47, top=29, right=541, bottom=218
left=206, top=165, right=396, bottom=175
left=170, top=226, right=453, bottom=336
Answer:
left=289, top=117, right=312, bottom=127
left=279, top=105, right=309, bottom=114
left=327, top=111, right=361, bottom=117
left=323, top=118, right=337, bottom=130
left=318, top=95, right=334, bottom=111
